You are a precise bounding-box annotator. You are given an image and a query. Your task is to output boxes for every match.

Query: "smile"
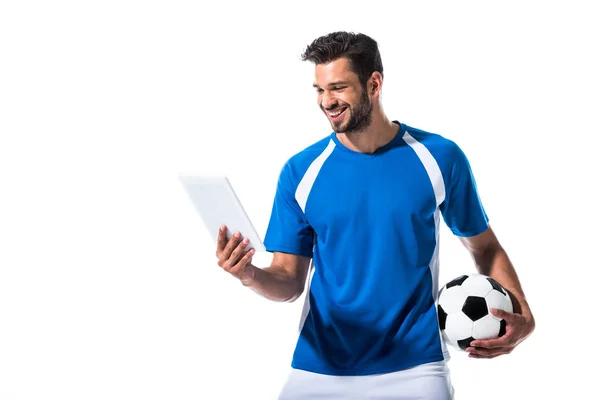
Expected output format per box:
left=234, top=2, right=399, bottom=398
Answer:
left=327, top=107, right=347, bottom=121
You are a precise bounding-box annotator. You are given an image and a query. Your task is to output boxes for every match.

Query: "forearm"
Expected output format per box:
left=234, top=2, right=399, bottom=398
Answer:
left=241, top=264, right=304, bottom=302
left=474, top=244, right=534, bottom=321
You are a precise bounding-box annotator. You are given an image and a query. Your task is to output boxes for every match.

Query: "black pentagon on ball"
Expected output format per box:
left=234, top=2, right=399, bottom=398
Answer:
left=462, top=296, right=488, bottom=321
left=446, top=274, right=468, bottom=289
left=437, top=304, right=447, bottom=330
left=499, top=319, right=507, bottom=337
left=486, top=277, right=507, bottom=295
left=457, top=337, right=475, bottom=351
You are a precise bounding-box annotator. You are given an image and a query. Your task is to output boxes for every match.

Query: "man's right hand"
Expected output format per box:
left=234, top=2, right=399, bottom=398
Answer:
left=215, top=225, right=256, bottom=285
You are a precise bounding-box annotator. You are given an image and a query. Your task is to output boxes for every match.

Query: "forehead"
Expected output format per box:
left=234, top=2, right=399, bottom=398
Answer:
left=314, top=58, right=358, bottom=86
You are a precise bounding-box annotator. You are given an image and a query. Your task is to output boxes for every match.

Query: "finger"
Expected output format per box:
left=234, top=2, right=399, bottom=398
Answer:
left=229, top=237, right=250, bottom=265
left=222, top=231, right=242, bottom=259
left=469, top=333, right=512, bottom=349
left=490, top=308, right=515, bottom=322
left=216, top=225, right=228, bottom=254
left=466, top=346, right=512, bottom=358
left=230, top=248, right=255, bottom=276
left=468, top=352, right=501, bottom=359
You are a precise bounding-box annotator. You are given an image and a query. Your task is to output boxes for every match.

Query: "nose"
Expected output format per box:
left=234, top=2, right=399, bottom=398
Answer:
left=321, top=91, right=337, bottom=110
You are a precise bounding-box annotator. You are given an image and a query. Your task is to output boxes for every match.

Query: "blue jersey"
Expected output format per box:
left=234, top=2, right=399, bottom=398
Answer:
left=263, top=121, right=489, bottom=376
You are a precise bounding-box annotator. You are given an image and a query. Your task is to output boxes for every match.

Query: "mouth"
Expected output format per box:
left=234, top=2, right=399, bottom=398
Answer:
left=326, top=106, right=348, bottom=122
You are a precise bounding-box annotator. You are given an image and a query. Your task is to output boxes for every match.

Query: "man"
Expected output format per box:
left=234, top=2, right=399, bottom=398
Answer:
left=215, top=31, right=535, bottom=399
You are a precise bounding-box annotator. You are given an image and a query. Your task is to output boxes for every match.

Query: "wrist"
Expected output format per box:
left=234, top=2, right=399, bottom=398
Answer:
left=523, top=308, right=535, bottom=329
left=240, top=263, right=258, bottom=287
left=513, top=295, right=535, bottom=331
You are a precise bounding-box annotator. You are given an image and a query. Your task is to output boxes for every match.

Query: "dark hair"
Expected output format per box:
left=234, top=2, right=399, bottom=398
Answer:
left=300, top=31, right=383, bottom=87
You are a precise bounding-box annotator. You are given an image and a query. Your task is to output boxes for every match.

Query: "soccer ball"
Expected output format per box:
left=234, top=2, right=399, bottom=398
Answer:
left=437, top=274, right=513, bottom=351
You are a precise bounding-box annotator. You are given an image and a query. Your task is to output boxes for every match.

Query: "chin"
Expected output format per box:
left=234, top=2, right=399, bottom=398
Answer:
left=329, top=117, right=351, bottom=133
left=331, top=123, right=348, bottom=134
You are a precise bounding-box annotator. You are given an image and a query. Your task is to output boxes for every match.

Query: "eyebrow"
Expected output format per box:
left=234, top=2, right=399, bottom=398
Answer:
left=312, top=80, right=350, bottom=88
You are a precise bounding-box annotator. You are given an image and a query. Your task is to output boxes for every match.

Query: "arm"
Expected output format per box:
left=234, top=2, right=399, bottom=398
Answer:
left=216, top=227, right=311, bottom=302
left=243, top=251, right=311, bottom=302
left=218, top=159, right=315, bottom=302
left=458, top=225, right=536, bottom=358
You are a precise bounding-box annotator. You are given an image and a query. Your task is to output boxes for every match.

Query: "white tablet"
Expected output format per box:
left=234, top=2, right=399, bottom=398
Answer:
left=178, top=174, right=266, bottom=252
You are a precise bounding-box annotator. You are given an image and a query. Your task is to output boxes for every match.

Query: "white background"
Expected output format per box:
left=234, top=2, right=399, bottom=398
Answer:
left=1, top=1, right=598, bottom=399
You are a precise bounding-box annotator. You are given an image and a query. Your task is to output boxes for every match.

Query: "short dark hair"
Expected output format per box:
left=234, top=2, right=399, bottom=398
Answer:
left=300, top=31, right=383, bottom=87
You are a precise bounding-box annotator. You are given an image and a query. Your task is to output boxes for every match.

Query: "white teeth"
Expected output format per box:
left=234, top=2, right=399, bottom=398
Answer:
left=328, top=108, right=345, bottom=117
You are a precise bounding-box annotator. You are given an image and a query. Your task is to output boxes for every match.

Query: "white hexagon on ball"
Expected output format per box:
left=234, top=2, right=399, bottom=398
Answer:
left=460, top=274, right=493, bottom=297
left=437, top=286, right=467, bottom=314
left=472, top=314, right=501, bottom=340
left=443, top=312, right=473, bottom=347
left=485, top=287, right=513, bottom=315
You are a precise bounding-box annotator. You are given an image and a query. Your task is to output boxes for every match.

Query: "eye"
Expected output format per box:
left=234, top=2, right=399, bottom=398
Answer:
left=333, top=87, right=346, bottom=92
left=315, top=88, right=324, bottom=94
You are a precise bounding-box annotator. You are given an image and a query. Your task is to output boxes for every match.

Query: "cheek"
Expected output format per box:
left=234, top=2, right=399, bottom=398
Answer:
left=340, top=94, right=354, bottom=106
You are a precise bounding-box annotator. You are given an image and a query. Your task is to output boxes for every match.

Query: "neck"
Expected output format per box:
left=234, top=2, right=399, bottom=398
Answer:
left=336, top=109, right=399, bottom=154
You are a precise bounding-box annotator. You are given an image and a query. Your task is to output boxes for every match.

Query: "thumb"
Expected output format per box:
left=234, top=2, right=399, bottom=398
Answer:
left=490, top=307, right=513, bottom=320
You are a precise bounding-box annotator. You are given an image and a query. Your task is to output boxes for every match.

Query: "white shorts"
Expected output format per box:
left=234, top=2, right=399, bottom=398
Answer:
left=277, top=361, right=454, bottom=400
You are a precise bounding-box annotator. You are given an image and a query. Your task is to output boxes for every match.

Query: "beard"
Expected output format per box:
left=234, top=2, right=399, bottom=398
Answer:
left=326, top=86, right=373, bottom=134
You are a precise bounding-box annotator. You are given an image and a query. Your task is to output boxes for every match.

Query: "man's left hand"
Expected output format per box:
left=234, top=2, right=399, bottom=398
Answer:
left=466, top=308, right=535, bottom=359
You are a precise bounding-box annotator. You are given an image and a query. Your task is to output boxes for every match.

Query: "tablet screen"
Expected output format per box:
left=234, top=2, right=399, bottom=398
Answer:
left=178, top=175, right=266, bottom=252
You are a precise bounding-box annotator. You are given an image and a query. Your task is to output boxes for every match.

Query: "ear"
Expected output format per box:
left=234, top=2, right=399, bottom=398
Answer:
left=369, top=72, right=383, bottom=96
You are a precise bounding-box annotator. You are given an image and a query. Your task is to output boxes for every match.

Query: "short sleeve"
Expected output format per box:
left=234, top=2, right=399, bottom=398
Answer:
left=440, top=144, right=489, bottom=237
left=263, top=163, right=315, bottom=258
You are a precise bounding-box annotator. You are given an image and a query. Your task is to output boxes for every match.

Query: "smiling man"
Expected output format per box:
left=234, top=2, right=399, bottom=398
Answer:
left=214, top=31, right=535, bottom=399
